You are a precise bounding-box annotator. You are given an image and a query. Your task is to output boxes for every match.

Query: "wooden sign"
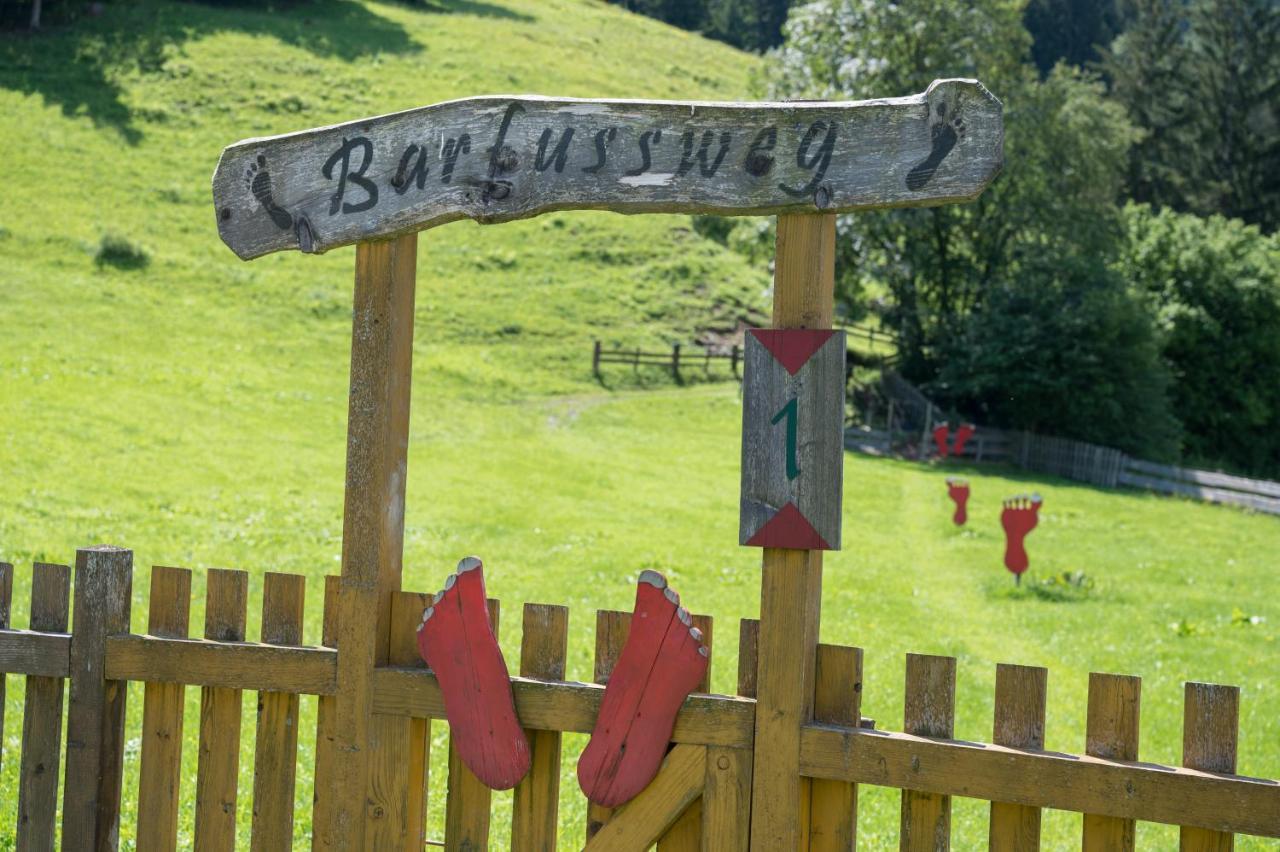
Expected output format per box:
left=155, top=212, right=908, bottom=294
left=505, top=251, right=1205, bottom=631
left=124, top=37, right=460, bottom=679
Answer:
left=212, top=78, right=1002, bottom=259
left=740, top=329, right=845, bottom=550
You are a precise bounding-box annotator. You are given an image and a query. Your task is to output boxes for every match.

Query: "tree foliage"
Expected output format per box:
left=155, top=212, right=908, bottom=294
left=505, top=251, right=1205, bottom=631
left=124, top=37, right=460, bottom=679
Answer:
left=606, top=0, right=794, bottom=52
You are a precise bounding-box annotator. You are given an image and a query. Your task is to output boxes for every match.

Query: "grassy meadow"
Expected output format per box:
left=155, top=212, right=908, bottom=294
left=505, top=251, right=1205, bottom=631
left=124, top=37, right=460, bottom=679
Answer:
left=0, top=0, right=1277, bottom=848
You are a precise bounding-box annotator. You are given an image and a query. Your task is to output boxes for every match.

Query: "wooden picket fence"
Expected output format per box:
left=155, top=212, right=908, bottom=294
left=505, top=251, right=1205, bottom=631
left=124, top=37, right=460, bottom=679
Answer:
left=1, top=549, right=1277, bottom=850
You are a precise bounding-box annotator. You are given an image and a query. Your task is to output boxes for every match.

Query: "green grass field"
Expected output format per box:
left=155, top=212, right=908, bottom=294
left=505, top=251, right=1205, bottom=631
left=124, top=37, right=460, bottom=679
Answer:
left=1, top=1, right=1277, bottom=848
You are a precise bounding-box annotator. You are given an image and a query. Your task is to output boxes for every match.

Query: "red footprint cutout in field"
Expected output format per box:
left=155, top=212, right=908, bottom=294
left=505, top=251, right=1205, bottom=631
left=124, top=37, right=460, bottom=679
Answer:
left=932, top=422, right=951, bottom=458
left=416, top=557, right=530, bottom=790
left=953, top=423, right=976, bottom=457
left=1001, top=495, right=1042, bottom=579
left=577, top=570, right=708, bottom=808
left=947, top=477, right=970, bottom=526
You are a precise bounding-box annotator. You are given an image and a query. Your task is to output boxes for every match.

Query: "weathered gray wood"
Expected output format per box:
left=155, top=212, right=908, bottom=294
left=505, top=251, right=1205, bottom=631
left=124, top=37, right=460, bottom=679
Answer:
left=0, top=562, right=10, bottom=782
left=740, top=330, right=845, bottom=549
left=17, top=562, right=71, bottom=852
left=0, top=629, right=70, bottom=677
left=63, top=545, right=133, bottom=852
left=1117, top=471, right=1280, bottom=515
left=1125, top=458, right=1280, bottom=499
left=213, top=79, right=1003, bottom=259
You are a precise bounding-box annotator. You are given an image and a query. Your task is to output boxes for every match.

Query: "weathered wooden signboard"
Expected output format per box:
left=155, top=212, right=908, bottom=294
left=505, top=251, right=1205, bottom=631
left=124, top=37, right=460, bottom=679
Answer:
left=739, top=329, right=845, bottom=550
left=212, top=78, right=1002, bottom=259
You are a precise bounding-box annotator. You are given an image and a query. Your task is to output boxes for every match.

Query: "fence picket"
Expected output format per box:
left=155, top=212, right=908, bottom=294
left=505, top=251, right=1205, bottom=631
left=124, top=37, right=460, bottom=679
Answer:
left=388, top=589, right=433, bottom=851
left=511, top=603, right=569, bottom=851
left=16, top=562, right=70, bottom=852
left=137, top=566, right=193, bottom=852
left=658, top=614, right=714, bottom=852
left=989, top=664, right=1048, bottom=851
left=249, top=572, right=305, bottom=852
left=585, top=608, right=632, bottom=842
left=1082, top=673, right=1141, bottom=851
left=810, top=643, right=862, bottom=851
left=444, top=598, right=500, bottom=850
left=1180, top=682, right=1239, bottom=851
left=311, top=576, right=341, bottom=852
left=900, top=654, right=956, bottom=852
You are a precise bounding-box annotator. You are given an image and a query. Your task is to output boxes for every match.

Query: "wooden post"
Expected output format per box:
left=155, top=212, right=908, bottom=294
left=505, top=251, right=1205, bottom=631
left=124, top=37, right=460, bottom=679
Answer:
left=511, top=603, right=570, bottom=851
left=900, top=654, right=956, bottom=851
left=672, top=343, right=682, bottom=378
left=989, top=664, right=1048, bottom=850
left=593, top=340, right=602, bottom=377
left=1082, top=673, right=1141, bottom=850
left=731, top=345, right=740, bottom=378
left=62, top=545, right=133, bottom=852
left=809, top=643, right=863, bottom=851
left=387, top=589, right=434, bottom=852
left=0, top=562, right=9, bottom=780
left=1181, top=682, right=1239, bottom=851
left=325, top=233, right=418, bottom=851
left=750, top=212, right=835, bottom=851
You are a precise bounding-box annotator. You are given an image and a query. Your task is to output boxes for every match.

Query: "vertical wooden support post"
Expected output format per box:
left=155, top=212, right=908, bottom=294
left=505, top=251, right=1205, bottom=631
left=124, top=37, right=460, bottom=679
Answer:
left=327, top=232, right=418, bottom=851
left=750, top=211, right=834, bottom=852
left=312, top=576, right=342, bottom=852
left=194, top=568, right=249, bottom=852
left=989, top=663, right=1048, bottom=851
left=16, top=561, right=71, bottom=851
left=899, top=653, right=956, bottom=852
left=250, top=572, right=306, bottom=852
left=1180, top=682, right=1239, bottom=851
left=444, top=598, right=500, bottom=851
left=511, top=603, right=570, bottom=851
left=659, top=614, right=713, bottom=852
left=700, top=629, right=755, bottom=852
left=387, top=589, right=434, bottom=852
left=62, top=545, right=133, bottom=852
left=1082, top=673, right=1141, bottom=851
left=137, top=566, right=193, bottom=852
left=809, top=643, right=862, bottom=851
left=586, top=608, right=632, bottom=842
left=0, top=562, right=10, bottom=780
left=593, top=340, right=602, bottom=377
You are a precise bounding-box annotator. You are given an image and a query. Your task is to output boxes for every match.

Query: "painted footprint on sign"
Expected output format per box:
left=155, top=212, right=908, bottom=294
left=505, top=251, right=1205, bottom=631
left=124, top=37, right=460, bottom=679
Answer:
left=906, top=101, right=966, bottom=191
left=244, top=154, right=294, bottom=230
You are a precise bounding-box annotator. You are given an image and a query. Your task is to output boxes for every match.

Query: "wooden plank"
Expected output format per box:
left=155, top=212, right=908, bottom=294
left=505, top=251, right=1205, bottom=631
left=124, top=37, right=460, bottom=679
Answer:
left=658, top=613, right=713, bottom=852
left=989, top=664, right=1047, bottom=851
left=586, top=608, right=631, bottom=842
left=137, top=566, right=193, bottom=852
left=584, top=745, right=708, bottom=852
left=62, top=545, right=133, bottom=851
left=511, top=603, right=569, bottom=852
left=1125, top=459, right=1280, bottom=499
left=444, top=598, right=500, bottom=852
left=250, top=572, right=306, bottom=852
left=385, top=589, right=433, bottom=852
left=701, top=746, right=752, bottom=852
left=16, top=561, right=71, bottom=852
left=1116, top=471, right=1280, bottom=515
left=899, top=654, right=956, bottom=852
left=311, top=576, right=341, bottom=852
left=327, top=232, right=417, bottom=852
left=105, top=634, right=335, bottom=693
left=809, top=644, right=862, bottom=851
left=194, top=568, right=249, bottom=852
left=737, top=618, right=758, bottom=699
left=0, top=629, right=70, bottom=677
left=213, top=81, right=1003, bottom=259
left=1083, top=673, right=1141, bottom=851
left=1180, top=683, right=1239, bottom=852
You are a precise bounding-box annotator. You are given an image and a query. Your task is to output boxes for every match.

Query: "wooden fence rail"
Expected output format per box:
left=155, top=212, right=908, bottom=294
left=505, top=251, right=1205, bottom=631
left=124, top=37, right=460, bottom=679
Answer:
left=592, top=340, right=741, bottom=380
left=0, top=549, right=1278, bottom=849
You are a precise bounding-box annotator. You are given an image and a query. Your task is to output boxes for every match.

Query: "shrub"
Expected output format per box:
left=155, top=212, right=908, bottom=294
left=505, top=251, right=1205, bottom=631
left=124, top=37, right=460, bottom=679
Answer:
left=95, top=232, right=149, bottom=270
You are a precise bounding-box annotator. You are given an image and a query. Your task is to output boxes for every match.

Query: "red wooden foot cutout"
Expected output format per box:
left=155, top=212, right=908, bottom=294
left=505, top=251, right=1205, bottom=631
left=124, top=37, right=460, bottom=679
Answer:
left=947, top=477, right=969, bottom=526
left=1001, top=494, right=1042, bottom=578
left=577, top=570, right=708, bottom=808
left=953, top=422, right=976, bottom=456
left=932, top=422, right=951, bottom=458
left=416, top=557, right=530, bottom=790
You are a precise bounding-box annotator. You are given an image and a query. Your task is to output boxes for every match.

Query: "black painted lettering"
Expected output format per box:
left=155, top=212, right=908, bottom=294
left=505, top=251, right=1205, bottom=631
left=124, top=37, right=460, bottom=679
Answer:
left=440, top=135, right=471, bottom=183
left=487, top=102, right=525, bottom=178
left=677, top=129, right=732, bottom=177
left=744, top=126, right=778, bottom=177
left=779, top=120, right=837, bottom=197
left=623, top=129, right=662, bottom=177
left=321, top=136, right=378, bottom=215
left=392, top=143, right=430, bottom=194
left=582, top=127, right=617, bottom=174
left=534, top=127, right=576, bottom=173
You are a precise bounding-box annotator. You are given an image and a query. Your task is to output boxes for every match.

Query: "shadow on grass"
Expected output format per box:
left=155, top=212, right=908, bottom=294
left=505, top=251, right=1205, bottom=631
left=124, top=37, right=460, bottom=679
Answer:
left=0, top=0, right=533, bottom=144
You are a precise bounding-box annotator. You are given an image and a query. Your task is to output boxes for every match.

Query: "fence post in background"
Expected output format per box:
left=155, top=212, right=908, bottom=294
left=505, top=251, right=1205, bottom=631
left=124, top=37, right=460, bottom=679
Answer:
left=989, top=664, right=1048, bottom=850
left=1082, top=673, right=1141, bottom=850
left=900, top=654, right=957, bottom=851
left=731, top=344, right=740, bottom=378
left=1181, top=682, right=1239, bottom=851
left=592, top=340, right=602, bottom=377
left=672, top=343, right=681, bottom=378
left=62, top=545, right=133, bottom=851
left=0, top=562, right=10, bottom=779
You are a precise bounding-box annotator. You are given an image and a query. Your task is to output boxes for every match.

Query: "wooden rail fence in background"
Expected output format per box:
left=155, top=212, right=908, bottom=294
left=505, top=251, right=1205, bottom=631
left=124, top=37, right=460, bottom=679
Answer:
left=592, top=340, right=740, bottom=380
left=0, top=549, right=1277, bottom=849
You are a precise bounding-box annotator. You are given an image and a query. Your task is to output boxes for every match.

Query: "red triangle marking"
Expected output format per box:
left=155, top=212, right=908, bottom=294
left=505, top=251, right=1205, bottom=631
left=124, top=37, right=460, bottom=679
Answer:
left=749, top=329, right=836, bottom=375
left=745, top=502, right=831, bottom=549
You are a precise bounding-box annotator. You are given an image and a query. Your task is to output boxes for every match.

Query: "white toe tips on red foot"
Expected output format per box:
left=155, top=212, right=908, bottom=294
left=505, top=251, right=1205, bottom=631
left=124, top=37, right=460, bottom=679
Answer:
left=458, top=556, right=483, bottom=573
left=638, top=569, right=666, bottom=588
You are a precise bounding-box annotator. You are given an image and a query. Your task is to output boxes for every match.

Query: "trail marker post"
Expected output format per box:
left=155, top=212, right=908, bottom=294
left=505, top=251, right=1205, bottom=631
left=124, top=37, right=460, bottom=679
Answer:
left=212, top=78, right=1003, bottom=850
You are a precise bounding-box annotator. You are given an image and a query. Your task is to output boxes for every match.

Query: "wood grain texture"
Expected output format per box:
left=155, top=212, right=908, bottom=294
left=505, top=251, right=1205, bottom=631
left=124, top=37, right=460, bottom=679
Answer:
left=586, top=608, right=631, bottom=842
left=1083, top=673, right=1141, bottom=851
left=327, top=233, right=417, bottom=852
left=583, top=745, right=708, bottom=852
left=443, top=598, right=499, bottom=852
left=104, top=634, right=335, bottom=694
left=900, top=654, right=956, bottom=852
left=250, top=572, right=305, bottom=852
left=385, top=588, right=433, bottom=852
left=511, top=603, right=569, bottom=852
left=658, top=613, right=713, bottom=852
left=16, top=562, right=70, bottom=852
left=194, top=568, right=249, bottom=852
left=1180, top=682, right=1239, bottom=852
left=736, top=618, right=758, bottom=699
left=701, top=746, right=751, bottom=852
left=62, top=545, right=133, bottom=852
left=213, top=80, right=1002, bottom=259
left=137, top=566, right=193, bottom=852
left=988, top=664, right=1047, bottom=852
left=0, top=630, right=70, bottom=677
left=311, top=576, right=342, bottom=852
left=809, top=644, right=862, bottom=852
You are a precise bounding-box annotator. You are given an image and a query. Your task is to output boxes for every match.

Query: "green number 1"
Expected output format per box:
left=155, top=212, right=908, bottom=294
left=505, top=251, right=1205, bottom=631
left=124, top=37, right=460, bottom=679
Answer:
left=771, top=396, right=800, bottom=480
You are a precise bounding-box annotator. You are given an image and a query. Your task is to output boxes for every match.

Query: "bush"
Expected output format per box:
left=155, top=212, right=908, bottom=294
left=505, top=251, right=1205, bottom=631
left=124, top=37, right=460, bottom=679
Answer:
left=95, top=232, right=149, bottom=270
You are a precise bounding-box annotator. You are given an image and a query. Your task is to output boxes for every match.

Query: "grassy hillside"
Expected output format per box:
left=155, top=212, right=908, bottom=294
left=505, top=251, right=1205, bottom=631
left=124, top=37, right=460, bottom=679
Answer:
left=1, top=1, right=1278, bottom=849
